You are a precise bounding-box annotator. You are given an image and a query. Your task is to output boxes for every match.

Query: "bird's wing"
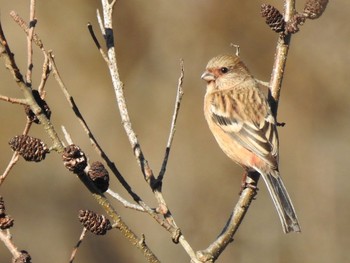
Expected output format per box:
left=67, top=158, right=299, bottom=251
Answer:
left=210, top=90, right=278, bottom=169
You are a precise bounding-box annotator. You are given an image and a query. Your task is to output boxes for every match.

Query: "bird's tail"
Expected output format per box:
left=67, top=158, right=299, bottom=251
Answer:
left=260, top=170, right=301, bottom=233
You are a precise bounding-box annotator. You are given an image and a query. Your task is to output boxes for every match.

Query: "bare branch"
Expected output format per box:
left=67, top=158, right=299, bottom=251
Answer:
left=158, top=59, right=184, bottom=182
left=0, top=230, right=21, bottom=260
left=37, top=54, right=50, bottom=95
left=0, top=114, right=33, bottom=186
left=267, top=0, right=295, bottom=117
left=87, top=23, right=109, bottom=63
left=0, top=152, right=20, bottom=186
left=106, top=189, right=146, bottom=212
left=96, top=9, right=105, bottom=36
left=10, top=11, right=44, bottom=50
left=69, top=227, right=87, bottom=263
left=0, top=96, right=27, bottom=105
left=26, top=0, right=36, bottom=85
left=197, top=173, right=259, bottom=262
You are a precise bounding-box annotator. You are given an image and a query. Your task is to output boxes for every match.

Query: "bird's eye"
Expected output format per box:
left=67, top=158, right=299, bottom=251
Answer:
left=220, top=67, right=229, bottom=74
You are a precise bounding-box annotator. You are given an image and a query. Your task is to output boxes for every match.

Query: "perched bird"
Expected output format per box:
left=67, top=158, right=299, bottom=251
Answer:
left=201, top=54, right=301, bottom=233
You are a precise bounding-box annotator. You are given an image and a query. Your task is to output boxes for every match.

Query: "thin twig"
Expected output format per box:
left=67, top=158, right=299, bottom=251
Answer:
left=69, top=227, right=87, bottom=263
left=0, top=230, right=21, bottom=260
left=10, top=11, right=44, bottom=50
left=106, top=189, right=146, bottom=212
left=37, top=54, right=50, bottom=95
left=0, top=116, right=32, bottom=186
left=0, top=96, right=27, bottom=105
left=96, top=9, right=105, bottom=36
left=61, top=125, right=72, bottom=145
left=179, top=236, right=201, bottom=263
left=26, top=0, right=36, bottom=85
left=87, top=23, right=109, bottom=63
left=0, top=152, right=20, bottom=186
left=158, top=59, right=184, bottom=182
left=11, top=9, right=50, bottom=97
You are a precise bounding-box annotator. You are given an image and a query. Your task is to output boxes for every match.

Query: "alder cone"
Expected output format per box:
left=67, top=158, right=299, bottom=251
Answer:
left=9, top=135, right=48, bottom=162
left=261, top=4, right=285, bottom=33
left=78, top=209, right=111, bottom=235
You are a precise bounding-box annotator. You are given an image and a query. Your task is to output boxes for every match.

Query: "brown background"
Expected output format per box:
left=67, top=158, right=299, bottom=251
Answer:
left=0, top=0, right=349, bottom=262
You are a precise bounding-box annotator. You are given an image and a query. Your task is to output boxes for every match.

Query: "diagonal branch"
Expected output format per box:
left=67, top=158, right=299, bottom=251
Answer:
left=0, top=120, right=32, bottom=185
left=196, top=173, right=259, bottom=262
left=158, top=59, right=184, bottom=182
left=268, top=0, right=295, bottom=117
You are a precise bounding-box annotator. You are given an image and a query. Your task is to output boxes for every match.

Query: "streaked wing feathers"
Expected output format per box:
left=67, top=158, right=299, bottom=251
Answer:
left=210, top=91, right=278, bottom=169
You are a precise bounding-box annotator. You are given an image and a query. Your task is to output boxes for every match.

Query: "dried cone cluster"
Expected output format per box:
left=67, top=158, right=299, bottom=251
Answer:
left=62, top=144, right=87, bottom=174
left=12, top=250, right=32, bottom=263
left=261, top=0, right=328, bottom=34
left=24, top=89, right=51, bottom=124
left=261, top=4, right=285, bottom=33
left=88, top=161, right=109, bottom=193
left=303, top=0, right=329, bottom=19
left=9, top=135, right=49, bottom=162
left=78, top=210, right=111, bottom=235
left=0, top=196, right=14, bottom=230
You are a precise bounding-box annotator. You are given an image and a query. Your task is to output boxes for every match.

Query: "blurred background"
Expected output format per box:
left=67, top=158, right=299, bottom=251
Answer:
left=0, top=0, right=349, bottom=262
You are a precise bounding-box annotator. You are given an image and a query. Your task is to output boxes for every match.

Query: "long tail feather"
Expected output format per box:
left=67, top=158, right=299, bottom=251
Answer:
left=260, top=170, right=301, bottom=233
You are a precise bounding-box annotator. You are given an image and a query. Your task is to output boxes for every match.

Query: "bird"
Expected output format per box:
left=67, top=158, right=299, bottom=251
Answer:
left=201, top=54, right=301, bottom=233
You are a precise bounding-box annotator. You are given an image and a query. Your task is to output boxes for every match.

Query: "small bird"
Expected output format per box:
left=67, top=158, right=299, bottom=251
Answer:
left=201, top=54, right=301, bottom=233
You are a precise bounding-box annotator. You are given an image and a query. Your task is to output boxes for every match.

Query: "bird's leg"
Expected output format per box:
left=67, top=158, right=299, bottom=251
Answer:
left=239, top=170, right=259, bottom=195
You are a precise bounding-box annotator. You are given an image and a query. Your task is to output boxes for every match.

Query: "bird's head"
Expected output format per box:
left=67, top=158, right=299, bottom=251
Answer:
left=201, top=54, right=251, bottom=92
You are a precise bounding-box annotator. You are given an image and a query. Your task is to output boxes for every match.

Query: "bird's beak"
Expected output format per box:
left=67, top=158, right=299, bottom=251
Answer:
left=201, top=71, right=215, bottom=82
